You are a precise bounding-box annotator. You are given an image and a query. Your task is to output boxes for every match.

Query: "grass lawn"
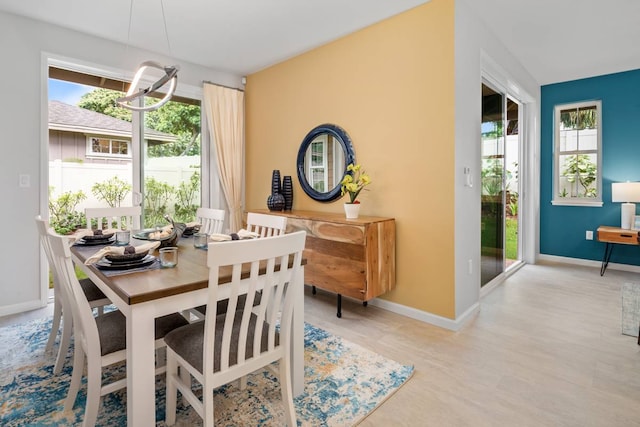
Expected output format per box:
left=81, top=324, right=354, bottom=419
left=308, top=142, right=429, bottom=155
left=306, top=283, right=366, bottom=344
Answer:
left=506, top=217, right=518, bottom=260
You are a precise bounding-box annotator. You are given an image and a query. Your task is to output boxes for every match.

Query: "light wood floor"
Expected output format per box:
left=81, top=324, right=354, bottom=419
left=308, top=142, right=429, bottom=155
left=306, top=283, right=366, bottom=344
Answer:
left=2, top=261, right=640, bottom=426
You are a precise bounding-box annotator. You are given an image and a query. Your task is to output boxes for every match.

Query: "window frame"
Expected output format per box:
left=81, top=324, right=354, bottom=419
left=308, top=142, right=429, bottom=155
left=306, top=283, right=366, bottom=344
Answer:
left=551, top=100, right=603, bottom=207
left=86, top=135, right=132, bottom=159
left=306, top=134, right=329, bottom=192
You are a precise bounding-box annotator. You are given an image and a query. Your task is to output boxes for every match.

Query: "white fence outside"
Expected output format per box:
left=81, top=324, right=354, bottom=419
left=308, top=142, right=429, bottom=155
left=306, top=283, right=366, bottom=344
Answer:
left=49, top=156, right=200, bottom=213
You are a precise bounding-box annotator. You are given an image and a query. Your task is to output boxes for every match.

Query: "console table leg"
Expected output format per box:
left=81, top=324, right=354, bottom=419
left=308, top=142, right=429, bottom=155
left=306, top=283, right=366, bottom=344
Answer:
left=600, top=242, right=614, bottom=276
left=363, top=301, right=368, bottom=307
left=311, top=285, right=316, bottom=295
left=337, top=294, right=342, bottom=318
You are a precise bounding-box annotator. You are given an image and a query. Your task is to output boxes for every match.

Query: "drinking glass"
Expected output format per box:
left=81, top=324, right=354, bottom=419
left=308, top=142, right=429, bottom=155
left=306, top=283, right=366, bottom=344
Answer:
left=193, top=232, right=209, bottom=249
left=115, top=230, right=131, bottom=246
left=159, top=247, right=178, bottom=268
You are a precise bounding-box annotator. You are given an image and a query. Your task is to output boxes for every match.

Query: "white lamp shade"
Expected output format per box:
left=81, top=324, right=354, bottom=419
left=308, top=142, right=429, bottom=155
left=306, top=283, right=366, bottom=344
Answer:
left=612, top=182, right=640, bottom=202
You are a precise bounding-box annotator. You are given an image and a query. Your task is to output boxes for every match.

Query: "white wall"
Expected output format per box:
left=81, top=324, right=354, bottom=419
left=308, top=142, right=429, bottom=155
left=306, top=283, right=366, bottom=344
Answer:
left=454, top=0, right=541, bottom=319
left=0, top=11, right=242, bottom=316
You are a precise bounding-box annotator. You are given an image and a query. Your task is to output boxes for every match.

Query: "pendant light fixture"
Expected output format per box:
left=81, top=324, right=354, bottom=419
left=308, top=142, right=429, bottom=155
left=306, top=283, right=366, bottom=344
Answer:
left=116, top=0, right=179, bottom=112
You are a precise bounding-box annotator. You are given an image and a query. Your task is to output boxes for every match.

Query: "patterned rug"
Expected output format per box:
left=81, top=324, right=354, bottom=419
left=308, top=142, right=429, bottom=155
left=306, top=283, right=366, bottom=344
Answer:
left=0, top=317, right=414, bottom=426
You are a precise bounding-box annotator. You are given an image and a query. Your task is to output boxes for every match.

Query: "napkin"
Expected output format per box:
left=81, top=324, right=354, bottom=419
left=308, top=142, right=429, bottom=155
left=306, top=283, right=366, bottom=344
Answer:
left=72, top=228, right=120, bottom=241
left=84, top=241, right=161, bottom=265
left=148, top=225, right=173, bottom=240
left=185, top=221, right=200, bottom=228
left=209, top=229, right=261, bottom=242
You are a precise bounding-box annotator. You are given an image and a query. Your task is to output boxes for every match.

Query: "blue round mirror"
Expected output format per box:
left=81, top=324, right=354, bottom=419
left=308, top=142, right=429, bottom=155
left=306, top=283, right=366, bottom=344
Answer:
left=296, top=124, right=356, bottom=202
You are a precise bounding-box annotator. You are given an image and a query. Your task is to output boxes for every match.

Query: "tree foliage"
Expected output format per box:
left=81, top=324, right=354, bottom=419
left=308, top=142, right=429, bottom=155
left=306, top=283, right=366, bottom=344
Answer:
left=559, top=107, right=597, bottom=130
left=78, top=88, right=132, bottom=122
left=77, top=88, right=201, bottom=157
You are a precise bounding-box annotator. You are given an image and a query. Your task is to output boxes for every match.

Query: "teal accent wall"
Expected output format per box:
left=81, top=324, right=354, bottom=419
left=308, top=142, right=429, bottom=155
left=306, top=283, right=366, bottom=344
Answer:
left=541, top=69, right=640, bottom=265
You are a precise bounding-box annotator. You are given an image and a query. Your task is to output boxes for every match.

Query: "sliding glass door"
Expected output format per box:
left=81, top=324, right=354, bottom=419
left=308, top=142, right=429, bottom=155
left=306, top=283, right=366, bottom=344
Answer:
left=481, top=82, right=521, bottom=287
left=47, top=65, right=201, bottom=232
left=481, top=83, right=505, bottom=286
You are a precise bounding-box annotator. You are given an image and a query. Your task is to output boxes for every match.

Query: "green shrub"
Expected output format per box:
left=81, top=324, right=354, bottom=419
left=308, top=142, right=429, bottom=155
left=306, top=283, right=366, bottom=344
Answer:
left=144, top=177, right=175, bottom=227
left=92, top=176, right=132, bottom=207
left=174, top=172, right=200, bottom=222
left=49, top=188, right=87, bottom=234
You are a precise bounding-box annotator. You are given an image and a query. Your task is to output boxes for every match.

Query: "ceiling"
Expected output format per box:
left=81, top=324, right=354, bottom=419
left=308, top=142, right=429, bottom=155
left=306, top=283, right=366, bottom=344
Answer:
left=466, top=0, right=640, bottom=85
left=1, top=0, right=639, bottom=85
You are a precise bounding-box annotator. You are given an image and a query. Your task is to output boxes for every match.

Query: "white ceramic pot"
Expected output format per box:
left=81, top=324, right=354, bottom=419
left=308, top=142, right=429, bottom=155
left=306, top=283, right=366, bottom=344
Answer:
left=344, top=203, right=361, bottom=219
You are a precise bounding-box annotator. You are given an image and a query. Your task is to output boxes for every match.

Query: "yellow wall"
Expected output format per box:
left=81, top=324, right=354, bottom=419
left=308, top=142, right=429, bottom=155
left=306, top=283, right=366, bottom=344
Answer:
left=245, top=0, right=456, bottom=318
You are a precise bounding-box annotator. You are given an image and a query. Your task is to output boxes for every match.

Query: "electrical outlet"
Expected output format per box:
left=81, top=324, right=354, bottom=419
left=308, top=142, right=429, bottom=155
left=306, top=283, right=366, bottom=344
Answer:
left=586, top=230, right=594, bottom=240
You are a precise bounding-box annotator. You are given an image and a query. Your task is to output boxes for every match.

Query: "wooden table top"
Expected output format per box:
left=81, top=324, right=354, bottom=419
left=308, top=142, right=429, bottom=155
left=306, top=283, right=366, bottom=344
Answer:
left=71, top=237, right=210, bottom=305
left=71, top=236, right=305, bottom=305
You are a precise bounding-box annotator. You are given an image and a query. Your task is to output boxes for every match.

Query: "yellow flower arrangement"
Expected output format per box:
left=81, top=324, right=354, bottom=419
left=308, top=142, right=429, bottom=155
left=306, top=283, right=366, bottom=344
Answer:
left=340, top=163, right=371, bottom=204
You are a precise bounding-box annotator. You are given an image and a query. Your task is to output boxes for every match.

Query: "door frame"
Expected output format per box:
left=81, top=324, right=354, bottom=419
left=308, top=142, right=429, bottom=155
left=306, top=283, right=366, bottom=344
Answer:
left=480, top=56, right=535, bottom=295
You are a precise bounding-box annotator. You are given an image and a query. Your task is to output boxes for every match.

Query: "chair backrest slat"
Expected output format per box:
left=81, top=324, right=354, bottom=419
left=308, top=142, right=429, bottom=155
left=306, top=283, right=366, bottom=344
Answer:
left=85, top=206, right=141, bottom=230
left=196, top=207, right=225, bottom=235
left=246, top=212, right=287, bottom=237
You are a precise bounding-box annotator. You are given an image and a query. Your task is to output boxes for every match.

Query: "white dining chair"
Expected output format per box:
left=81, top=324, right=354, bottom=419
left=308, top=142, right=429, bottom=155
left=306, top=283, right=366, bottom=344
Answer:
left=192, top=211, right=283, bottom=320
left=85, top=206, right=141, bottom=231
left=36, top=216, right=112, bottom=375
left=44, top=228, right=189, bottom=427
left=196, top=207, right=225, bottom=235
left=246, top=212, right=287, bottom=237
left=164, top=231, right=306, bottom=427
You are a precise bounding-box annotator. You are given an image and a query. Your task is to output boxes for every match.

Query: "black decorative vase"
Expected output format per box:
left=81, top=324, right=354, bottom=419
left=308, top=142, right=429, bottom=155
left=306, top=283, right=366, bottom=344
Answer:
left=267, top=193, right=285, bottom=211
left=271, top=170, right=282, bottom=195
left=267, top=170, right=285, bottom=211
left=282, top=176, right=294, bottom=210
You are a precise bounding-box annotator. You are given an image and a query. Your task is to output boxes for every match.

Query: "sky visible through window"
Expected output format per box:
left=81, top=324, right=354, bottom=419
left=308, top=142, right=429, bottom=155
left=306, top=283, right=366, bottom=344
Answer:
left=48, top=79, right=92, bottom=105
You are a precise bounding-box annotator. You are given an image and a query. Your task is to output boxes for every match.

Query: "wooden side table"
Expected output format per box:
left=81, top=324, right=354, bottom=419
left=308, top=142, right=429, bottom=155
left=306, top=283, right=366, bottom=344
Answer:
left=250, top=209, right=396, bottom=318
left=596, top=226, right=639, bottom=276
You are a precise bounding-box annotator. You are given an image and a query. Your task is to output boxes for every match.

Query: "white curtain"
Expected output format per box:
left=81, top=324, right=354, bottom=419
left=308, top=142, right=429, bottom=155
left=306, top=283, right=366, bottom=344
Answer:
left=202, top=83, right=244, bottom=232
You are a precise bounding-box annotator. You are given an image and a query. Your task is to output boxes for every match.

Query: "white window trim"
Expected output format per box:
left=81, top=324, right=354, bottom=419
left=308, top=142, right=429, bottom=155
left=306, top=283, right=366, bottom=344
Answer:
left=86, top=135, right=132, bottom=159
left=551, top=100, right=603, bottom=207
left=306, top=135, right=329, bottom=192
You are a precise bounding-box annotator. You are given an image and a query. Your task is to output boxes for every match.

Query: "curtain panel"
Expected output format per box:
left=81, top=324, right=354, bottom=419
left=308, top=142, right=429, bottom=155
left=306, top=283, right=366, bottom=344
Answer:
left=202, top=83, right=244, bottom=232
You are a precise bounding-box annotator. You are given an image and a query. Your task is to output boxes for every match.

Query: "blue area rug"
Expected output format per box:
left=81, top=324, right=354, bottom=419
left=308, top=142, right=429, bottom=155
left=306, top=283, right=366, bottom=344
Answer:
left=0, top=317, right=414, bottom=426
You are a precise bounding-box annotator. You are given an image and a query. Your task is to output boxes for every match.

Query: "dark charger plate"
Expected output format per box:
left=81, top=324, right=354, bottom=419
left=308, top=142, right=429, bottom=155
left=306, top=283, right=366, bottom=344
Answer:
left=105, top=250, right=149, bottom=263
left=95, top=254, right=156, bottom=270
left=81, top=233, right=115, bottom=241
left=76, top=236, right=116, bottom=246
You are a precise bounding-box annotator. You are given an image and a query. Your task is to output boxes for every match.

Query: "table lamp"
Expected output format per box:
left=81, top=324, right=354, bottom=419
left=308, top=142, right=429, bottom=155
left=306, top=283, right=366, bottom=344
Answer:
left=612, top=182, right=640, bottom=229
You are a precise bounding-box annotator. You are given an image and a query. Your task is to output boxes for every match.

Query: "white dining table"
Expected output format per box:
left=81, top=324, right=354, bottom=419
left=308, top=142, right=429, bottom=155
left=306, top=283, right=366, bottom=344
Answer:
left=71, top=236, right=305, bottom=427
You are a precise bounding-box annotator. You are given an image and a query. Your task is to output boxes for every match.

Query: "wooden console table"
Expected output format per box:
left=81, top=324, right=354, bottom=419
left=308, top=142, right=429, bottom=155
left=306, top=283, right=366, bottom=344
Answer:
left=250, top=209, right=396, bottom=317
left=596, top=226, right=639, bottom=276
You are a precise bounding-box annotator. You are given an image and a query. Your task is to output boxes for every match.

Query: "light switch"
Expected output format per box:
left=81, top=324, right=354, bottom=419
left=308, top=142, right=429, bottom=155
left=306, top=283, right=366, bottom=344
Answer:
left=19, top=174, right=30, bottom=188
left=463, top=167, right=473, bottom=187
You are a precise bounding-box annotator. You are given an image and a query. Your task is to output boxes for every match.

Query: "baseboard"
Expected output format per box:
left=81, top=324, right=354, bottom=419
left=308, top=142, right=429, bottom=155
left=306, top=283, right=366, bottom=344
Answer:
left=0, top=299, right=46, bottom=318
left=368, top=297, right=479, bottom=332
left=537, top=253, right=640, bottom=274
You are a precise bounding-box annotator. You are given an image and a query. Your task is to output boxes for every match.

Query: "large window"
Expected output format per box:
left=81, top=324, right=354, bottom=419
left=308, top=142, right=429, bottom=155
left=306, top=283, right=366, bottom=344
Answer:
left=552, top=100, right=602, bottom=206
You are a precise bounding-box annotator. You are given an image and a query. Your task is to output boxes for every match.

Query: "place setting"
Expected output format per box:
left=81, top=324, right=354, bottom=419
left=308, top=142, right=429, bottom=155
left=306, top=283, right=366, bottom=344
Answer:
left=83, top=241, right=163, bottom=276
left=71, top=228, right=119, bottom=246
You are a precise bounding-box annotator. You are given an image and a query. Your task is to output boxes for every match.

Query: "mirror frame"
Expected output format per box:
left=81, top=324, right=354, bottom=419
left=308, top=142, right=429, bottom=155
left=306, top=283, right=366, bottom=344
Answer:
left=296, top=123, right=356, bottom=202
